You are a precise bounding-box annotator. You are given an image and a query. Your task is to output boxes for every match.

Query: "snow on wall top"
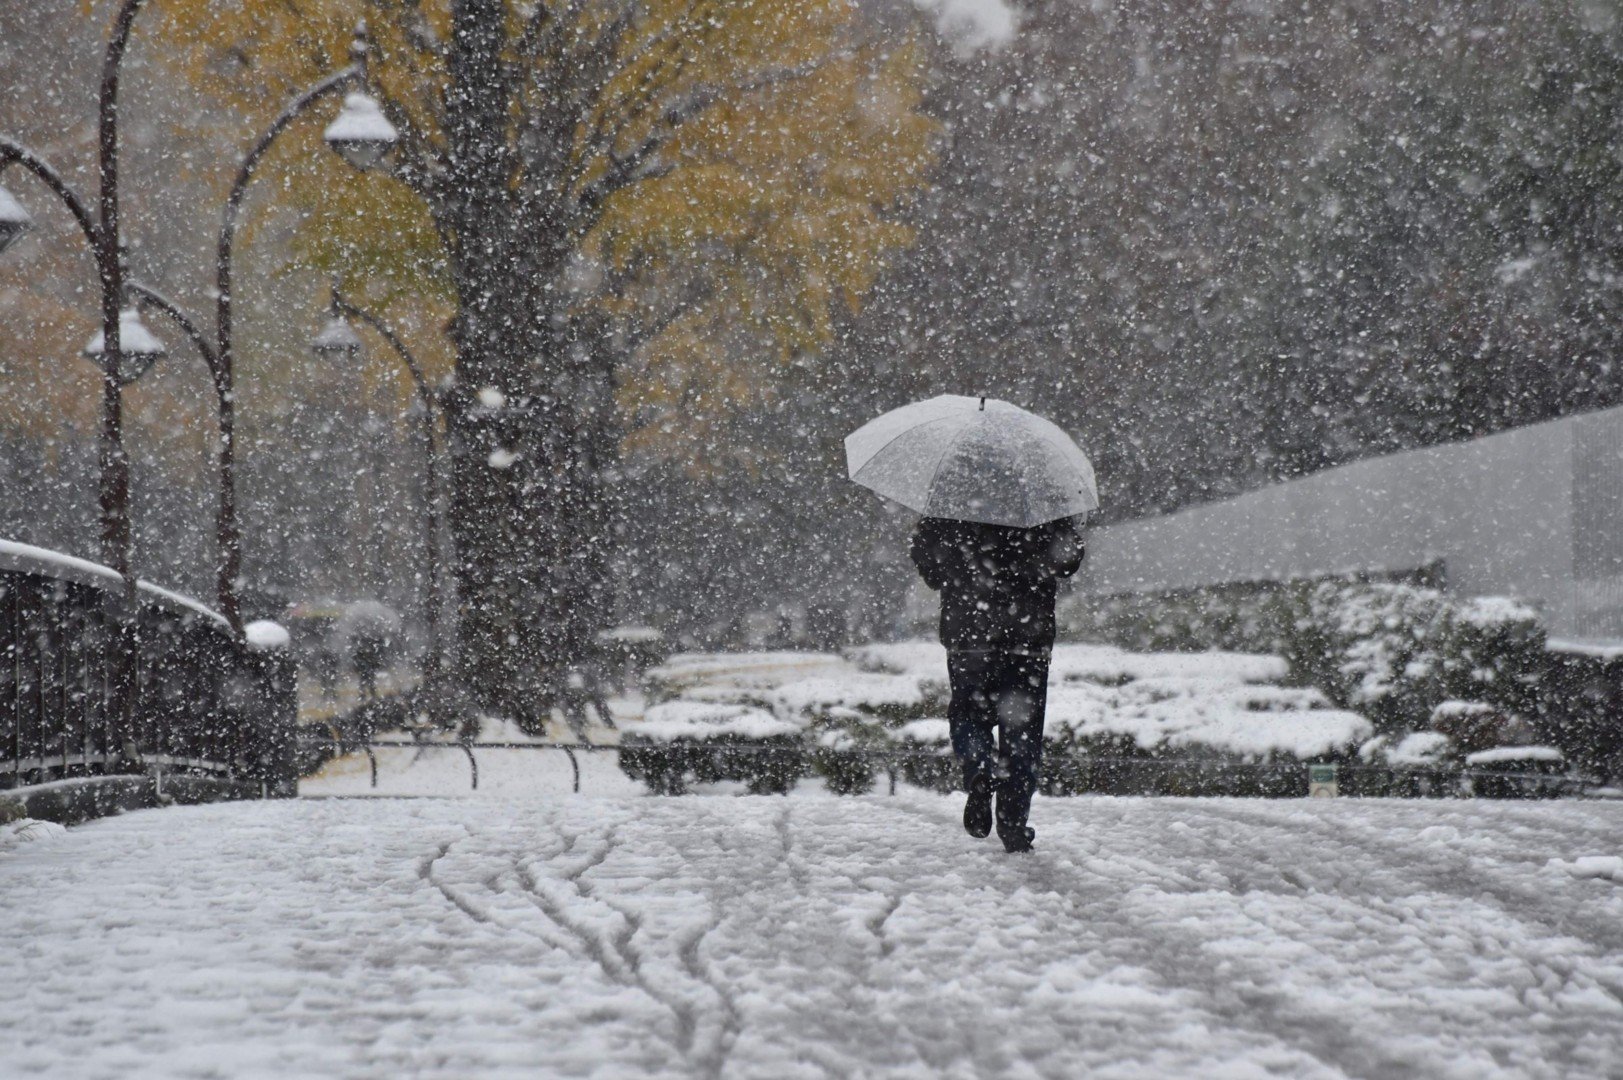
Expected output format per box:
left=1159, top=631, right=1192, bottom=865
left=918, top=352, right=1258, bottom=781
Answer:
left=0, top=538, right=229, bottom=630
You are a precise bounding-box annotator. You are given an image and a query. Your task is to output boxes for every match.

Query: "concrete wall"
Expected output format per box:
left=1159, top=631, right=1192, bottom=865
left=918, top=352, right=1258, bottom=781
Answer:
left=1080, top=405, right=1623, bottom=642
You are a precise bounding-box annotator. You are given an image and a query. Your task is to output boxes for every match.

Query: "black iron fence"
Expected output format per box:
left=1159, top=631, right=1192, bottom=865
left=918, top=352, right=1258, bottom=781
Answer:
left=1, top=541, right=297, bottom=797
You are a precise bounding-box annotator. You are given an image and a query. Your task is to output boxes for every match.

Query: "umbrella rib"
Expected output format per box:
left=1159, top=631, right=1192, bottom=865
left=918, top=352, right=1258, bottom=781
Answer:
left=1009, top=425, right=1041, bottom=526
left=919, top=423, right=972, bottom=519
left=848, top=411, right=961, bottom=479
left=1031, top=426, right=1098, bottom=506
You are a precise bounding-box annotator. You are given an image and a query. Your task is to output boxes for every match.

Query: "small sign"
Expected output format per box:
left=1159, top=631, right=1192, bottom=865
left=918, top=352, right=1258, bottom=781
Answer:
left=1308, top=764, right=1339, bottom=798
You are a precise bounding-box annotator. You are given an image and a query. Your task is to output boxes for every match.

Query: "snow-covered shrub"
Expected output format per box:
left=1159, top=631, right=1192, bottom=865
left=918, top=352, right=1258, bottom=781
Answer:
left=1464, top=745, right=1568, bottom=799
left=1382, top=724, right=1460, bottom=766
left=1465, top=745, right=1564, bottom=768
left=618, top=735, right=807, bottom=796
left=1284, top=582, right=1545, bottom=734
left=1431, top=597, right=1546, bottom=718
left=1072, top=575, right=1549, bottom=742
left=1427, top=700, right=1539, bottom=754
left=642, top=652, right=845, bottom=709
left=889, top=718, right=957, bottom=793
left=1046, top=672, right=1371, bottom=764
left=1281, top=581, right=1451, bottom=729
left=618, top=738, right=692, bottom=795
left=1351, top=730, right=1466, bottom=797
left=618, top=700, right=807, bottom=795
left=778, top=658, right=950, bottom=792
left=773, top=672, right=944, bottom=725
left=1538, top=646, right=1623, bottom=781
left=807, top=713, right=885, bottom=795
left=619, top=623, right=1576, bottom=796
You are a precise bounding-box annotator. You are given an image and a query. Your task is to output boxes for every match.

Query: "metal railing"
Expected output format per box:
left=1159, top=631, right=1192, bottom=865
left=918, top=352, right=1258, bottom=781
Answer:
left=1, top=541, right=296, bottom=795
left=298, top=735, right=1596, bottom=800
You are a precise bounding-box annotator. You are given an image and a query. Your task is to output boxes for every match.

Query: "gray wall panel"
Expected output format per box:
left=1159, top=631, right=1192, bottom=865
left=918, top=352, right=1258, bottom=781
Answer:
left=1081, top=406, right=1623, bottom=640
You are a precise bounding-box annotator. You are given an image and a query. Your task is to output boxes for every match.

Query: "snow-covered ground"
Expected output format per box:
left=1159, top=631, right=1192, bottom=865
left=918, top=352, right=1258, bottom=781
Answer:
left=5, top=792, right=1623, bottom=1079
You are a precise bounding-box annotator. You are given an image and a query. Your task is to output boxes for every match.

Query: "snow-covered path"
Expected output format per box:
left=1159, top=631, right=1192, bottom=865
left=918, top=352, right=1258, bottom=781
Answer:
left=6, top=794, right=1623, bottom=1079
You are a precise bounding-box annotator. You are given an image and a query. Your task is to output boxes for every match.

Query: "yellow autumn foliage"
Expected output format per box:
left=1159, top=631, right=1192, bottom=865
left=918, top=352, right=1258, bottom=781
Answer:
left=149, top=0, right=937, bottom=461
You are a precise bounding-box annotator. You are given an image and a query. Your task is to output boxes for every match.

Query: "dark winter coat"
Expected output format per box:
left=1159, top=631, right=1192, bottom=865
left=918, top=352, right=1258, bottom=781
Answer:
left=909, top=517, right=1085, bottom=653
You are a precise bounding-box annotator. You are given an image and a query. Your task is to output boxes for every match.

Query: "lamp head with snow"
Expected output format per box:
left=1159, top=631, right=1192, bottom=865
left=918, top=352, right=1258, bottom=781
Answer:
left=82, top=307, right=167, bottom=385
left=0, top=179, right=31, bottom=256
left=323, top=92, right=398, bottom=171
left=309, top=314, right=364, bottom=363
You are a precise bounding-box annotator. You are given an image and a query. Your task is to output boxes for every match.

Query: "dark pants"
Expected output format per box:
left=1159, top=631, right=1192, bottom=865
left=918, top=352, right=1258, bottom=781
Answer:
left=947, top=650, right=1050, bottom=831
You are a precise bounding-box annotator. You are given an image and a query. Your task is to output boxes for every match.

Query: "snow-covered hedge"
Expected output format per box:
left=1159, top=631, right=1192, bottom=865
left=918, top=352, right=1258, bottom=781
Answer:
left=621, top=643, right=1374, bottom=795
left=1063, top=576, right=1549, bottom=738
left=1287, top=584, right=1545, bottom=732
left=617, top=695, right=810, bottom=794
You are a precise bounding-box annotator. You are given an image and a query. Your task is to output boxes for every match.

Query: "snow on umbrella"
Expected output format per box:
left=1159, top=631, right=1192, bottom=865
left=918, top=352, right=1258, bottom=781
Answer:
left=333, top=599, right=401, bottom=647
left=844, top=395, right=1099, bottom=527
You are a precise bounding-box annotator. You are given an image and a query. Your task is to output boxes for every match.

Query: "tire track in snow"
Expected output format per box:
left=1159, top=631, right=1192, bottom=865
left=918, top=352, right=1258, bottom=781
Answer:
left=865, top=892, right=903, bottom=960
left=417, top=831, right=492, bottom=926
left=673, top=907, right=742, bottom=1078
left=544, top=812, right=747, bottom=1076
left=644, top=811, right=776, bottom=1078
left=1044, top=799, right=1623, bottom=1079
left=1023, top=826, right=1418, bottom=1080
left=775, top=804, right=808, bottom=889
left=513, top=821, right=735, bottom=1071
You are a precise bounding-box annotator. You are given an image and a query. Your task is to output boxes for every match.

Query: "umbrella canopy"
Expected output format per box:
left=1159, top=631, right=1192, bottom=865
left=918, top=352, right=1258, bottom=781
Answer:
left=333, top=600, right=402, bottom=644
left=844, top=395, right=1099, bottom=527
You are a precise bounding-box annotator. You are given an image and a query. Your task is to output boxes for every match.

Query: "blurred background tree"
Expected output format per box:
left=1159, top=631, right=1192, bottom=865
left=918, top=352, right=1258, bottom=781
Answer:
left=144, top=0, right=935, bottom=717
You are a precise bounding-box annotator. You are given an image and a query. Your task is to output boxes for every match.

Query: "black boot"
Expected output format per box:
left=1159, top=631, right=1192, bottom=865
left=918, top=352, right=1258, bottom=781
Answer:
left=998, top=824, right=1035, bottom=853
left=996, top=786, right=1035, bottom=853
left=963, top=773, right=993, bottom=839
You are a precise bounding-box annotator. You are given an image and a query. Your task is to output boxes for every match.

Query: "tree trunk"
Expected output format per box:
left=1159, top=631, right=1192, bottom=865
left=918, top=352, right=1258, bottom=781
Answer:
left=438, top=0, right=621, bottom=721
left=442, top=0, right=542, bottom=720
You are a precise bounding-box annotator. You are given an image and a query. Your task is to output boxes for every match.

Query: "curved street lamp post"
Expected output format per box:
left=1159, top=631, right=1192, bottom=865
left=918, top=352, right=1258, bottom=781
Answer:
left=0, top=12, right=396, bottom=638
left=310, top=294, right=446, bottom=685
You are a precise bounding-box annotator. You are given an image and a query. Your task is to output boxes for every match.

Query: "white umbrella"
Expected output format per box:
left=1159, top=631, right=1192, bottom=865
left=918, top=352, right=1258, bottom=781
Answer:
left=333, top=600, right=402, bottom=652
left=844, top=395, right=1099, bottom=527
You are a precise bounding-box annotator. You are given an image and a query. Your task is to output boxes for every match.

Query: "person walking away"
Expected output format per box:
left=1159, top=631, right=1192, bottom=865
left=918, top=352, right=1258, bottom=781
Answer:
left=910, top=516, right=1084, bottom=852
left=351, top=628, right=388, bottom=702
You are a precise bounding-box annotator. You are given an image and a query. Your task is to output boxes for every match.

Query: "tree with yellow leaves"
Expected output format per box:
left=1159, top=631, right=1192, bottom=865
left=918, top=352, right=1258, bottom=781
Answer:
left=159, top=0, right=936, bottom=718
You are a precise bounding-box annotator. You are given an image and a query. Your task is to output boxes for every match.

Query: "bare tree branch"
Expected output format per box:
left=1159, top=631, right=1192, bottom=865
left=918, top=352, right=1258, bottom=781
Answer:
left=570, top=48, right=853, bottom=226
left=576, top=0, right=723, bottom=172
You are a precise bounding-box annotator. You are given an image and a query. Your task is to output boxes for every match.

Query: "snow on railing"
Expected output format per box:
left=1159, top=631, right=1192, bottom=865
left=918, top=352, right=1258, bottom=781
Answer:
left=0, top=538, right=229, bottom=628
left=1, top=538, right=297, bottom=799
